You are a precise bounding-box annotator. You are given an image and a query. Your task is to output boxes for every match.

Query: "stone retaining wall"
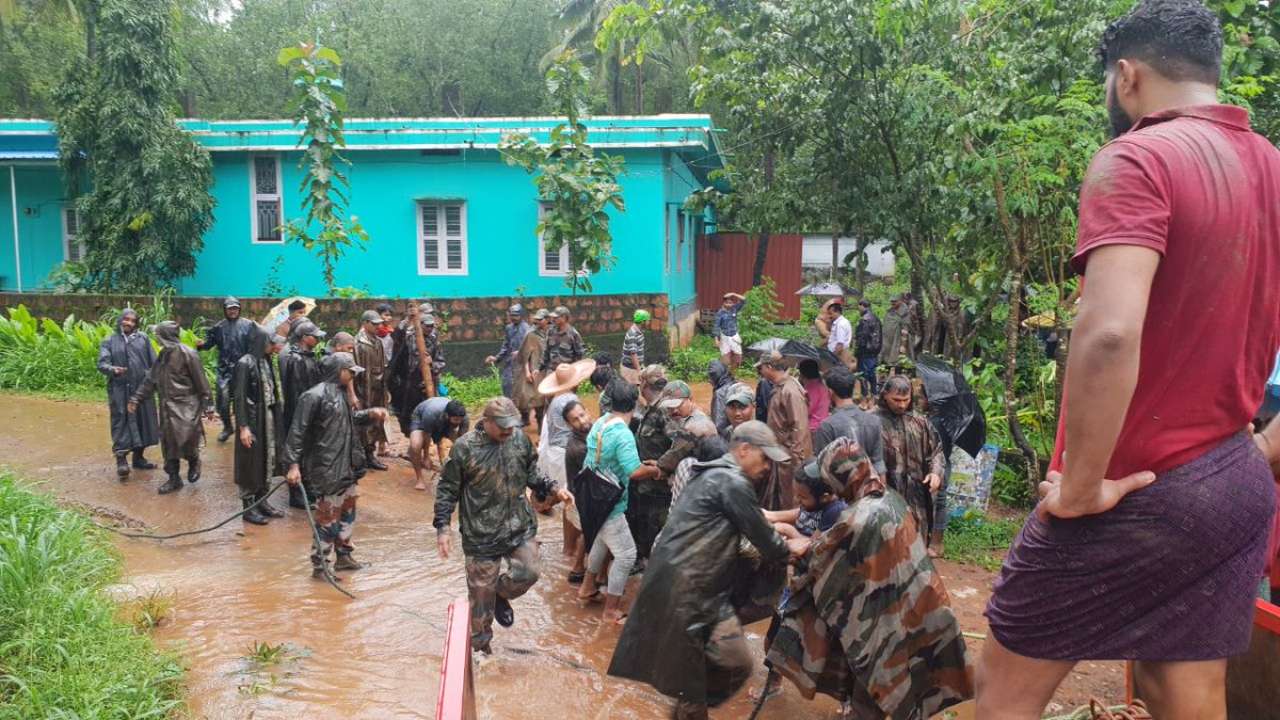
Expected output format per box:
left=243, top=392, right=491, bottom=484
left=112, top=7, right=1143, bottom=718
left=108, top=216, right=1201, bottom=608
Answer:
left=0, top=292, right=672, bottom=378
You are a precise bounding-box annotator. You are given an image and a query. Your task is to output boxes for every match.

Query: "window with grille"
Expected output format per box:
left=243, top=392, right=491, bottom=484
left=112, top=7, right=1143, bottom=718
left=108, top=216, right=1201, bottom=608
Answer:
left=250, top=155, right=283, bottom=243
left=418, top=201, right=467, bottom=275
left=538, top=203, right=570, bottom=276
left=63, top=206, right=85, bottom=263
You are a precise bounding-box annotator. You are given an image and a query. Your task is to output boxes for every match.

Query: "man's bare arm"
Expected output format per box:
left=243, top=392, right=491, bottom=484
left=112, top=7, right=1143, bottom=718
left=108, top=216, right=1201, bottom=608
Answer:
left=1048, top=245, right=1161, bottom=518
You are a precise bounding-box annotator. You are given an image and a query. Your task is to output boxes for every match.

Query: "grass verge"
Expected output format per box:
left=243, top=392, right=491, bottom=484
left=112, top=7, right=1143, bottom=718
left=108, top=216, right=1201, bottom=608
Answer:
left=941, top=509, right=1024, bottom=571
left=0, top=471, right=184, bottom=719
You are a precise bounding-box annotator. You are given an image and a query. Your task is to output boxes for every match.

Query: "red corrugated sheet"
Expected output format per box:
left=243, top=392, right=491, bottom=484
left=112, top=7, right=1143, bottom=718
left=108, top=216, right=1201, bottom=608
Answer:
left=696, top=232, right=804, bottom=320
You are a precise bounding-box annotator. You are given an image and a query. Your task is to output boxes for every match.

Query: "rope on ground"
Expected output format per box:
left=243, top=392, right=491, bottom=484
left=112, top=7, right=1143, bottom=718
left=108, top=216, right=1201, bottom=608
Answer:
left=747, top=669, right=778, bottom=720
left=297, top=482, right=357, bottom=600
left=90, top=480, right=288, bottom=540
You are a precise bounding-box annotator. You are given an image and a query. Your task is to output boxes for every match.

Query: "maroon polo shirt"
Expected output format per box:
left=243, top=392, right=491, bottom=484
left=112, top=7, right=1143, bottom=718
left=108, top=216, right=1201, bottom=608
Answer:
left=1065, top=104, right=1280, bottom=478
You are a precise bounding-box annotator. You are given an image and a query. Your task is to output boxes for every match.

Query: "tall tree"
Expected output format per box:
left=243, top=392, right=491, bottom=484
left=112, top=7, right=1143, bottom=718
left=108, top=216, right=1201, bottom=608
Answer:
left=52, top=0, right=214, bottom=292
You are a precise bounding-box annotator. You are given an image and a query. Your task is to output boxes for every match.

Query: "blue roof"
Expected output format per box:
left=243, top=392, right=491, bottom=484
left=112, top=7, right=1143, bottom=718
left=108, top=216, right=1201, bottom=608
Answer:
left=0, top=114, right=724, bottom=181
left=0, top=150, right=58, bottom=161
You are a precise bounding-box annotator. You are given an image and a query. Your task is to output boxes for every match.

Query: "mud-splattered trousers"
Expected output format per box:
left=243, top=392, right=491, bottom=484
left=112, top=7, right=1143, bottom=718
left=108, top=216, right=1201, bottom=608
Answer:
left=465, top=541, right=540, bottom=651
left=311, top=490, right=357, bottom=572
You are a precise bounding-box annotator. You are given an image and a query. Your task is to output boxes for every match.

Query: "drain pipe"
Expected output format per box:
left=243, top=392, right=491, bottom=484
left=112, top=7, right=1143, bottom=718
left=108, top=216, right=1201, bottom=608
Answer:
left=8, top=165, right=20, bottom=292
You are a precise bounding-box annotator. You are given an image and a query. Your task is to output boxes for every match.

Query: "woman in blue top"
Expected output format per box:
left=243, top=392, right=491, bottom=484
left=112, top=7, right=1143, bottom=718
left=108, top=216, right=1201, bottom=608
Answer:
left=579, top=379, right=662, bottom=623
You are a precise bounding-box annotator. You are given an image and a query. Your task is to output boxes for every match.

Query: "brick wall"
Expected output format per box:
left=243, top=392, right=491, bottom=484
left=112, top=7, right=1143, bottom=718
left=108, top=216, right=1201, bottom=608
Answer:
left=0, top=291, right=671, bottom=378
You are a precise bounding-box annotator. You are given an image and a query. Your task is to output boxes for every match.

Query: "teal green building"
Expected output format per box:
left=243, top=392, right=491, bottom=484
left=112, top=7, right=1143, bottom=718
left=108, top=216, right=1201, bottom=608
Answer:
left=0, top=115, right=722, bottom=332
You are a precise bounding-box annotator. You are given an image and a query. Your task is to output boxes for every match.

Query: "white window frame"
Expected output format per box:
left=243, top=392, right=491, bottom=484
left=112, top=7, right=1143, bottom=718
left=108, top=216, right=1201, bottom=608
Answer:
left=62, top=205, right=85, bottom=263
left=538, top=202, right=570, bottom=277
left=417, top=200, right=469, bottom=276
left=249, top=154, right=284, bottom=244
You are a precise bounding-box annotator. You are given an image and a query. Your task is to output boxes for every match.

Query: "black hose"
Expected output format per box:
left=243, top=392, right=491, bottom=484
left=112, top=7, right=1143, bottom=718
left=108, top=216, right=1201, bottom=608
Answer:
left=747, top=669, right=778, bottom=720
left=92, top=480, right=288, bottom=540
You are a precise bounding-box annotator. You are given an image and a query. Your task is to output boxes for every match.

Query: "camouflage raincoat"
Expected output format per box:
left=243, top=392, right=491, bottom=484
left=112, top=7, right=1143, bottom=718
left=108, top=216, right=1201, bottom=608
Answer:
left=766, top=438, right=972, bottom=719
left=874, top=404, right=946, bottom=540
left=433, top=423, right=558, bottom=558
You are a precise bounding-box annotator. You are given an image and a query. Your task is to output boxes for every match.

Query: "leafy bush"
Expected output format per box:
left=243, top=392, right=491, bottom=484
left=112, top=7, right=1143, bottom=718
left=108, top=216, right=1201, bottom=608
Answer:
left=441, top=369, right=503, bottom=412
left=992, top=460, right=1036, bottom=508
left=667, top=335, right=721, bottom=382
left=0, top=304, right=215, bottom=400
left=737, top=277, right=809, bottom=347
left=0, top=472, right=184, bottom=717
left=942, top=509, right=1023, bottom=570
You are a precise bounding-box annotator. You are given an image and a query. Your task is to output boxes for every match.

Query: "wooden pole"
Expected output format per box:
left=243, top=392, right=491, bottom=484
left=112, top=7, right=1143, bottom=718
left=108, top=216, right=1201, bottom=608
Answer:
left=414, top=312, right=436, bottom=399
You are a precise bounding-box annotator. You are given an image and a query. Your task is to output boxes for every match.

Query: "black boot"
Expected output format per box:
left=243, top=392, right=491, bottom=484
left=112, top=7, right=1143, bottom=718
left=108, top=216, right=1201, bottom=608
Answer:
left=242, top=498, right=270, bottom=525
left=217, top=425, right=233, bottom=443
left=257, top=492, right=285, bottom=518
left=115, top=453, right=130, bottom=480
left=131, top=449, right=156, bottom=470
left=158, top=460, right=183, bottom=495
left=288, top=484, right=307, bottom=509
left=365, top=449, right=388, bottom=471
left=186, top=458, right=202, bottom=484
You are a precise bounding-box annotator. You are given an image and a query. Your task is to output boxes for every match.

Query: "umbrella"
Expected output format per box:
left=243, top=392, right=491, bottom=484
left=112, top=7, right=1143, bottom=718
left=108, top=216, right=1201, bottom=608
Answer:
left=915, top=355, right=987, bottom=456
left=796, top=282, right=850, bottom=297
left=747, top=337, right=789, bottom=355
left=778, top=339, right=842, bottom=369
left=262, top=296, right=316, bottom=333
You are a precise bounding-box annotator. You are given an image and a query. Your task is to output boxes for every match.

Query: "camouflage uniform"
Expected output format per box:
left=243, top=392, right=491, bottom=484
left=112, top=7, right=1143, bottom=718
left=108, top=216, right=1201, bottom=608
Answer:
left=629, top=403, right=674, bottom=561
left=766, top=438, right=971, bottom=718
left=433, top=420, right=558, bottom=651
left=539, top=323, right=586, bottom=372
left=874, top=405, right=945, bottom=541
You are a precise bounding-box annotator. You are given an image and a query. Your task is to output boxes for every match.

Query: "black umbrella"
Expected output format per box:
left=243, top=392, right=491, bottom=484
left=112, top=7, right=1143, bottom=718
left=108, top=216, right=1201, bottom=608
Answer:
left=747, top=337, right=789, bottom=355
left=779, top=340, right=842, bottom=369
left=915, top=355, right=987, bottom=456
left=796, top=281, right=851, bottom=297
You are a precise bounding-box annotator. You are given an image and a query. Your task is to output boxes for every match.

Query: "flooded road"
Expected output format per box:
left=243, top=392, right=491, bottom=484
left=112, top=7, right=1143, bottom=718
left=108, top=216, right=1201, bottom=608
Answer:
left=0, top=392, right=1120, bottom=718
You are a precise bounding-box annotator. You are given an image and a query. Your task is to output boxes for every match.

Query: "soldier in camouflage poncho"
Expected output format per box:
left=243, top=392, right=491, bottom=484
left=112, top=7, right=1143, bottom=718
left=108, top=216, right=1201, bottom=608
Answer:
left=766, top=437, right=972, bottom=719
left=874, top=375, right=946, bottom=543
left=539, top=305, right=586, bottom=372
left=432, top=397, right=572, bottom=653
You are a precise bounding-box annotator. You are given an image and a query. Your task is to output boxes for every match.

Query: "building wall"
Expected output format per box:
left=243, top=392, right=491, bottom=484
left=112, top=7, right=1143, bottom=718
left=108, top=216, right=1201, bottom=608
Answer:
left=801, top=235, right=896, bottom=276
left=662, top=150, right=699, bottom=308
left=0, top=291, right=671, bottom=378
left=179, top=147, right=672, bottom=299
left=0, top=165, right=68, bottom=292
left=695, top=233, right=805, bottom=320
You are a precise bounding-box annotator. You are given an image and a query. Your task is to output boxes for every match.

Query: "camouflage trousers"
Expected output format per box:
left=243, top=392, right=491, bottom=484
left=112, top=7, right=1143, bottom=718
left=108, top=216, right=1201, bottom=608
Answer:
left=310, top=489, right=357, bottom=572
left=673, top=612, right=754, bottom=718
left=465, top=541, right=540, bottom=651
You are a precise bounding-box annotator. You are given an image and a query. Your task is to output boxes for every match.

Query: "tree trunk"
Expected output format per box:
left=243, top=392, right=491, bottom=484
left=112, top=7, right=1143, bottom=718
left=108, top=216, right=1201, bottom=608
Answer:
left=830, top=229, right=839, bottom=281
left=634, top=62, right=644, bottom=113
left=86, top=0, right=98, bottom=60
left=853, top=231, right=869, bottom=289
left=751, top=147, right=776, bottom=286
left=608, top=52, right=622, bottom=114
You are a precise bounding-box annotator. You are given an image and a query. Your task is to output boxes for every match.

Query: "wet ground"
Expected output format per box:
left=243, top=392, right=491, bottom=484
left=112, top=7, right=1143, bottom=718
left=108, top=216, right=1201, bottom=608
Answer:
left=0, top=391, right=1122, bottom=719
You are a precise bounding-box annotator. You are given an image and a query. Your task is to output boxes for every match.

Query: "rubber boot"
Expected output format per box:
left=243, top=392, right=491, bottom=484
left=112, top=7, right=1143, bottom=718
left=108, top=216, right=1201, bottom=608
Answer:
left=288, top=483, right=307, bottom=509
left=365, top=448, right=388, bottom=471
left=131, top=448, right=156, bottom=470
left=186, top=457, right=202, bottom=484
left=257, top=492, right=285, bottom=518
left=216, top=425, right=233, bottom=443
left=242, top=498, right=270, bottom=526
left=334, top=553, right=365, bottom=571
left=158, top=460, right=183, bottom=495
left=115, top=453, right=130, bottom=480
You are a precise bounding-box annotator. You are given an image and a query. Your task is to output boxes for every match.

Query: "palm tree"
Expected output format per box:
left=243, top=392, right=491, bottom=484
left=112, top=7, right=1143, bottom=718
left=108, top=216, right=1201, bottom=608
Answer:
left=542, top=0, right=626, bottom=112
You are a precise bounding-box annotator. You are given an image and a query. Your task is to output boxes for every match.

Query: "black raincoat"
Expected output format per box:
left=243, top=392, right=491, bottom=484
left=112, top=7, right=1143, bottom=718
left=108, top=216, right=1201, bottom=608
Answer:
left=280, top=358, right=375, bottom=498
left=707, top=360, right=733, bottom=430
left=279, top=344, right=322, bottom=444
left=388, top=321, right=446, bottom=421
left=197, top=312, right=256, bottom=426
left=232, top=326, right=280, bottom=498
left=97, top=313, right=159, bottom=454
left=130, top=322, right=212, bottom=462
left=608, top=454, right=790, bottom=704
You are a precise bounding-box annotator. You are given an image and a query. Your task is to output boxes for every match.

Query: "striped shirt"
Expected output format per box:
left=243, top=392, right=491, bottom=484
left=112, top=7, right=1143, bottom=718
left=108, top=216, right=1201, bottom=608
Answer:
left=622, top=325, right=645, bottom=368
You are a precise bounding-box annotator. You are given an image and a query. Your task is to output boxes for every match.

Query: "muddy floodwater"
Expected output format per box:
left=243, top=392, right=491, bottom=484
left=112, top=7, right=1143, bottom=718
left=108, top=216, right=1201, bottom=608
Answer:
left=0, top=393, right=1121, bottom=718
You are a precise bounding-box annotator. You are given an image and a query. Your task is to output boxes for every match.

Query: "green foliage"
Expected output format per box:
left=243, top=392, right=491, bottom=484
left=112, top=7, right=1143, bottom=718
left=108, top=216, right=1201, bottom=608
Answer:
left=501, top=50, right=627, bottom=295
left=991, top=460, right=1036, bottom=509
left=441, top=369, right=503, bottom=413
left=0, top=472, right=184, bottom=717
left=50, top=0, right=215, bottom=293
left=279, top=42, right=369, bottom=295
left=737, top=277, right=809, bottom=347
left=0, top=303, right=214, bottom=399
left=942, top=509, right=1023, bottom=571
left=667, top=334, right=719, bottom=382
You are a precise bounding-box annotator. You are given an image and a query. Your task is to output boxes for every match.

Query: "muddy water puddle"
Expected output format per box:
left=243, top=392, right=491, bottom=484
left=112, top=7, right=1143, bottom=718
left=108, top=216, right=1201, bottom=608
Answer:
left=0, top=392, right=1119, bottom=718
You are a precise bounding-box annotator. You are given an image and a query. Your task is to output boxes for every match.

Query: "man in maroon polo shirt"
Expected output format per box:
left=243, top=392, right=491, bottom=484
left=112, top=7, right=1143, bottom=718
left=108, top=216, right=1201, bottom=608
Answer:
left=977, top=2, right=1280, bottom=719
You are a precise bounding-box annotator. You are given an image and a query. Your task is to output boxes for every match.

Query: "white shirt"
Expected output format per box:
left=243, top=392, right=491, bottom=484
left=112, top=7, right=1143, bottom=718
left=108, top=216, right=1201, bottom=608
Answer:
left=827, top=314, right=853, bottom=353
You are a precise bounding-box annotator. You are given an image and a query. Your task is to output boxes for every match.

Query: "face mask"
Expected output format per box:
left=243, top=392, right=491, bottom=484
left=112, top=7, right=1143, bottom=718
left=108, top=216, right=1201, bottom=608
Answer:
left=376, top=325, right=392, bottom=337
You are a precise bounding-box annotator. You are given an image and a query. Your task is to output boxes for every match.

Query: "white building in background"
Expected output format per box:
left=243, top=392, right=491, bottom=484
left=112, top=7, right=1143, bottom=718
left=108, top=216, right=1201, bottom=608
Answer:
left=802, top=235, right=896, bottom=277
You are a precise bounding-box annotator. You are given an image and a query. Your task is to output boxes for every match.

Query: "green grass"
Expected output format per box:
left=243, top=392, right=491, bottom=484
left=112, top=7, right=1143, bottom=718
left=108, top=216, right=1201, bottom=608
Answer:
left=0, top=472, right=184, bottom=719
left=941, top=509, right=1024, bottom=571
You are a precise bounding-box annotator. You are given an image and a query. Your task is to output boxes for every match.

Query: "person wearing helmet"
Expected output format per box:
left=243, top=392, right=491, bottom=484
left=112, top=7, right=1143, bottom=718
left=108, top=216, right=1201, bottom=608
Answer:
left=622, top=309, right=649, bottom=382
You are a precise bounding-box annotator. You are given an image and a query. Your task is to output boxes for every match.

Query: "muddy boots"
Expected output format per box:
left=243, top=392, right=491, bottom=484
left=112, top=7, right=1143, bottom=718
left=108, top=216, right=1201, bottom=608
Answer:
left=131, top=448, right=156, bottom=470
left=242, top=497, right=270, bottom=525
left=115, top=453, right=130, bottom=480
left=158, top=460, right=183, bottom=495
left=365, top=448, right=388, bottom=471
left=288, top=483, right=308, bottom=509
left=257, top=492, right=286, bottom=519
left=187, top=457, right=202, bottom=484
left=217, top=425, right=233, bottom=443
left=334, top=552, right=365, bottom=571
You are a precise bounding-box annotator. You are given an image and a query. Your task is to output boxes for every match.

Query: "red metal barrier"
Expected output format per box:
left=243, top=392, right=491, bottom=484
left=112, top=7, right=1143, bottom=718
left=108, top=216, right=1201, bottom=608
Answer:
left=436, top=597, right=477, bottom=720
